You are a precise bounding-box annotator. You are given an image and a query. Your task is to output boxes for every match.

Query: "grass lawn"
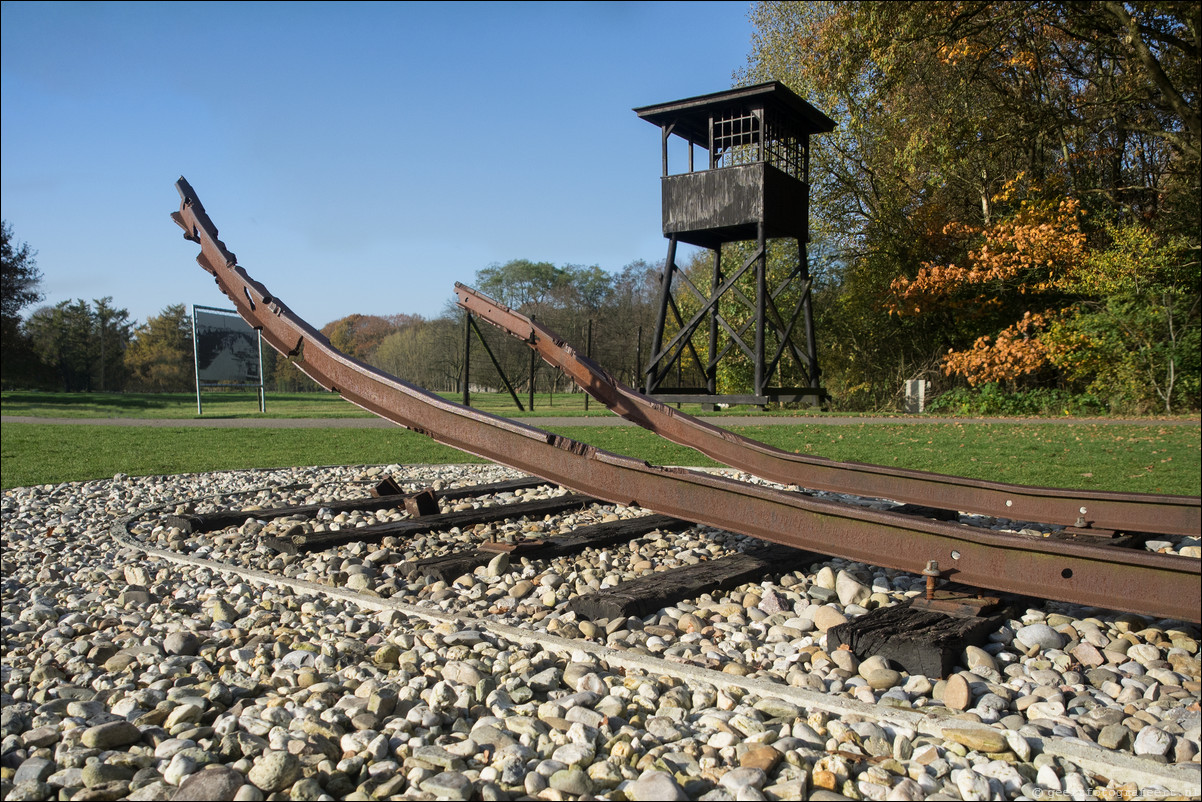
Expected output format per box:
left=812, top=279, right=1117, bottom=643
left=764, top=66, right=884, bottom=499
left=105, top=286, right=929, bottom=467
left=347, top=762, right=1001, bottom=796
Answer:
left=2, top=419, right=1197, bottom=496
left=1, top=390, right=376, bottom=419
left=2, top=389, right=959, bottom=420
left=0, top=390, right=670, bottom=419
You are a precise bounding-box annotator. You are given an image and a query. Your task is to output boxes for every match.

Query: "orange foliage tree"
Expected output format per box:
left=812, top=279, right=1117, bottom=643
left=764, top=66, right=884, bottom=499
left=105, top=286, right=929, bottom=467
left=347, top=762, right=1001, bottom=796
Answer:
left=941, top=311, right=1052, bottom=386
left=741, top=1, right=1198, bottom=409
left=888, top=197, right=1085, bottom=386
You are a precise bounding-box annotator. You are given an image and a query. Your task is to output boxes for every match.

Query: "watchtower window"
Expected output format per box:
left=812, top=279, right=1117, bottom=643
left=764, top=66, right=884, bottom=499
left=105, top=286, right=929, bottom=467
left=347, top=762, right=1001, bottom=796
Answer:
left=763, top=108, right=808, bottom=181
left=710, top=106, right=809, bottom=181
left=711, top=107, right=762, bottom=169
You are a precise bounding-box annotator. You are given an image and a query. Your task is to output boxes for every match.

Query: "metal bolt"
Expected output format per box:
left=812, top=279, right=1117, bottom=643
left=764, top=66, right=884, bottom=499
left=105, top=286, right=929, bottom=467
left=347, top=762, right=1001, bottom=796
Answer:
left=922, top=560, right=941, bottom=600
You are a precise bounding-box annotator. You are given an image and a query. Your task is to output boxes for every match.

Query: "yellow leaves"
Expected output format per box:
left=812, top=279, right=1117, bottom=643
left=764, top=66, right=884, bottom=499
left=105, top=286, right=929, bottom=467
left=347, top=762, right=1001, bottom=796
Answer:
left=1052, top=220, right=1193, bottom=297
left=992, top=172, right=1027, bottom=204
left=937, top=39, right=983, bottom=66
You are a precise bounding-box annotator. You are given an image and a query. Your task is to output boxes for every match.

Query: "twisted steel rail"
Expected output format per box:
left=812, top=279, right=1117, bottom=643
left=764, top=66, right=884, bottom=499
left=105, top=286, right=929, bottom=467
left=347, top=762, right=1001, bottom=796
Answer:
left=454, top=284, right=1201, bottom=537
left=171, top=177, right=1200, bottom=622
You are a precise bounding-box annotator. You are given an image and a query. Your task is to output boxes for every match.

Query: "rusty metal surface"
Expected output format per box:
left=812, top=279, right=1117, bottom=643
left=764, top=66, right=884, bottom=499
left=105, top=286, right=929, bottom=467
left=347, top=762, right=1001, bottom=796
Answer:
left=172, top=177, right=1200, bottom=623
left=455, top=284, right=1201, bottom=538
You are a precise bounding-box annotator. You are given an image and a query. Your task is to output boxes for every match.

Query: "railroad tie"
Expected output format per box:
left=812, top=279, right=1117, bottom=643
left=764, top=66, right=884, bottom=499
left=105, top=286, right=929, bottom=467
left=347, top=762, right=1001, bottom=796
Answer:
left=265, top=493, right=595, bottom=554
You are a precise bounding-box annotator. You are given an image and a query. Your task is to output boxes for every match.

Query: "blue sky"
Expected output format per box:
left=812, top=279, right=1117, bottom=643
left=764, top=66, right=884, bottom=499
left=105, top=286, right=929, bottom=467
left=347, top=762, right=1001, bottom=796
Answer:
left=2, top=1, right=757, bottom=327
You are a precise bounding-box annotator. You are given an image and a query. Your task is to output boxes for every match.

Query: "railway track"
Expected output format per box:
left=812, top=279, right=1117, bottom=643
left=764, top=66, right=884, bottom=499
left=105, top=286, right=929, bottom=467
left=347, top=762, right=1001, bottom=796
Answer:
left=172, top=176, right=1200, bottom=624
left=103, top=465, right=1201, bottom=797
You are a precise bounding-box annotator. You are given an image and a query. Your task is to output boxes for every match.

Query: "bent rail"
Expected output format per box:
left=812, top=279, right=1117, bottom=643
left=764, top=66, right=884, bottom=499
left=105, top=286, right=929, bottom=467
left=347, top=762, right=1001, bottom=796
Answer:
left=171, top=177, right=1200, bottom=622
left=455, top=284, right=1201, bottom=538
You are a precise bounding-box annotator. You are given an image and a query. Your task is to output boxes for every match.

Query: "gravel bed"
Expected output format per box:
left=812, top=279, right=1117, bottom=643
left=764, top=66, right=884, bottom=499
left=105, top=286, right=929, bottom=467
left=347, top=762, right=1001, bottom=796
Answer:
left=2, top=464, right=1199, bottom=801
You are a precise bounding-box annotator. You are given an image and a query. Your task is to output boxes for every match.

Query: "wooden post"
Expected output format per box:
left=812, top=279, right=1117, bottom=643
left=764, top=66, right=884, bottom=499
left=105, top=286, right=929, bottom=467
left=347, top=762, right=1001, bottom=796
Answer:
left=584, top=318, right=593, bottom=411
left=528, top=315, right=536, bottom=411
left=462, top=311, right=471, bottom=407
left=754, top=222, right=767, bottom=399
left=636, top=325, right=643, bottom=390
left=708, top=248, right=721, bottom=395
left=801, top=239, right=820, bottom=387
left=647, top=237, right=677, bottom=394
left=469, top=315, right=523, bottom=411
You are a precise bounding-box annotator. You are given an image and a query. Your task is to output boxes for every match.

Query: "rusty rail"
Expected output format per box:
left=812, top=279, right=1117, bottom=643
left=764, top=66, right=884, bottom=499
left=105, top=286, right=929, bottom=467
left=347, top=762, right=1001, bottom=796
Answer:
left=171, top=177, right=1200, bottom=622
left=456, top=284, right=1201, bottom=538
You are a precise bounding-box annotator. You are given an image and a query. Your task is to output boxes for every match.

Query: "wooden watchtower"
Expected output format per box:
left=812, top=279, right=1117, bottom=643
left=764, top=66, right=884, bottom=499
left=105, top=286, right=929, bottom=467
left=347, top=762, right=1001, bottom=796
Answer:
left=635, top=82, right=835, bottom=407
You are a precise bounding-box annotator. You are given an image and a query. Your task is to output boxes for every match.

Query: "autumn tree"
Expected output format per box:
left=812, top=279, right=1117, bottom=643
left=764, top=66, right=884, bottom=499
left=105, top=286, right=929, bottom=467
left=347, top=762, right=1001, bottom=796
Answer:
left=321, top=314, right=413, bottom=362
left=890, top=196, right=1086, bottom=386
left=741, top=1, right=1200, bottom=409
left=371, top=315, right=463, bottom=392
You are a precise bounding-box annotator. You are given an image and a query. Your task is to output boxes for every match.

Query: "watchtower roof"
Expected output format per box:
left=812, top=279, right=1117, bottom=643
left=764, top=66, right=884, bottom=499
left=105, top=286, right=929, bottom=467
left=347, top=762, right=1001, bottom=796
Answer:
left=633, top=81, right=836, bottom=145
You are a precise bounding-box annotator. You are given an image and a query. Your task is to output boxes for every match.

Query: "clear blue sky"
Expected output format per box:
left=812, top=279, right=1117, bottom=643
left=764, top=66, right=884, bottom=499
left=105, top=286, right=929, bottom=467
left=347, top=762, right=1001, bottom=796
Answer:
left=2, top=1, right=758, bottom=328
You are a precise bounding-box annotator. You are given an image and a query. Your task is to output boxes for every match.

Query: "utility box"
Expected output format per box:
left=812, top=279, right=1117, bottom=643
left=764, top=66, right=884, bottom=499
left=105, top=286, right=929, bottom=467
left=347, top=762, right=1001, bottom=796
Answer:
left=905, top=380, right=929, bottom=414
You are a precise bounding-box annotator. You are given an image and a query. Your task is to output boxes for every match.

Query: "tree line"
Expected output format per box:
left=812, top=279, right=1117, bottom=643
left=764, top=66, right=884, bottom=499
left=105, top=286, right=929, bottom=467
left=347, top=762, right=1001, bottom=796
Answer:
left=1, top=224, right=663, bottom=399
left=267, top=259, right=664, bottom=398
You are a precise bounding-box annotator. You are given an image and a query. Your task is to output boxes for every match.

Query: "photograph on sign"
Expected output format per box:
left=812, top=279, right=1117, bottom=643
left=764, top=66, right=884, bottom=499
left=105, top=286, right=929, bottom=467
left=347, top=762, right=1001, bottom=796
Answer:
left=194, top=307, right=260, bottom=383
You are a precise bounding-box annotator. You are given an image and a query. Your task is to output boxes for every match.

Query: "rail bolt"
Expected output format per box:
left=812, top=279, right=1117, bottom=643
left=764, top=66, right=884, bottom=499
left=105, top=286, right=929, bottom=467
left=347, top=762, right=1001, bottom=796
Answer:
left=922, top=560, right=941, bottom=600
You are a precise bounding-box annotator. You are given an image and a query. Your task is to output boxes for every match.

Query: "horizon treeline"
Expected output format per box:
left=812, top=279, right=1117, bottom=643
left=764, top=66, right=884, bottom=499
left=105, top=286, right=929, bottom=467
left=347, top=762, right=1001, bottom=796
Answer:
left=0, top=257, right=670, bottom=401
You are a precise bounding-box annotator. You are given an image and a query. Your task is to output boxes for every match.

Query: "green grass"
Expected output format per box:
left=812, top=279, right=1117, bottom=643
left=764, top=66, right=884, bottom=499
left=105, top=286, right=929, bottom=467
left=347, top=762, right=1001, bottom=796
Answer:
left=0, top=390, right=375, bottom=419
left=2, top=420, right=1197, bottom=495
left=1, top=389, right=938, bottom=420
left=559, top=423, right=1200, bottom=496
left=0, top=424, right=486, bottom=490
left=0, top=390, right=634, bottom=419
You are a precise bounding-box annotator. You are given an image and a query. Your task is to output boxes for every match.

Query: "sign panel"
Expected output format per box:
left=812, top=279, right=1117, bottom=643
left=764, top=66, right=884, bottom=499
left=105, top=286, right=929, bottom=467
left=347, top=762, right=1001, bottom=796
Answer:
left=194, top=306, right=260, bottom=383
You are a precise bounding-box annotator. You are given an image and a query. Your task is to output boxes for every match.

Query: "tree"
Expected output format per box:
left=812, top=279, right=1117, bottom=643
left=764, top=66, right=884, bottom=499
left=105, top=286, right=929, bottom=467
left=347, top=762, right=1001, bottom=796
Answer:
left=371, top=314, right=463, bottom=392
left=474, top=260, right=569, bottom=312
left=125, top=304, right=195, bottom=392
left=466, top=259, right=624, bottom=394
left=890, top=196, right=1087, bottom=387
left=321, top=314, right=412, bottom=362
left=92, top=296, right=131, bottom=392
left=263, top=347, right=322, bottom=392
left=602, top=260, right=662, bottom=387
left=740, top=1, right=1200, bottom=410
left=1, top=221, right=44, bottom=387
left=26, top=301, right=97, bottom=391
left=1044, top=222, right=1200, bottom=412
left=1, top=221, right=42, bottom=320
left=25, top=298, right=132, bottom=392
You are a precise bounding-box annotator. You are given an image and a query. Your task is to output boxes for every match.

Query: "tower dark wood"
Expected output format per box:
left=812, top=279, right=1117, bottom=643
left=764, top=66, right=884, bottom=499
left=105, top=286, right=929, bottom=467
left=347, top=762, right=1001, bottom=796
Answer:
left=635, top=82, right=835, bottom=407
